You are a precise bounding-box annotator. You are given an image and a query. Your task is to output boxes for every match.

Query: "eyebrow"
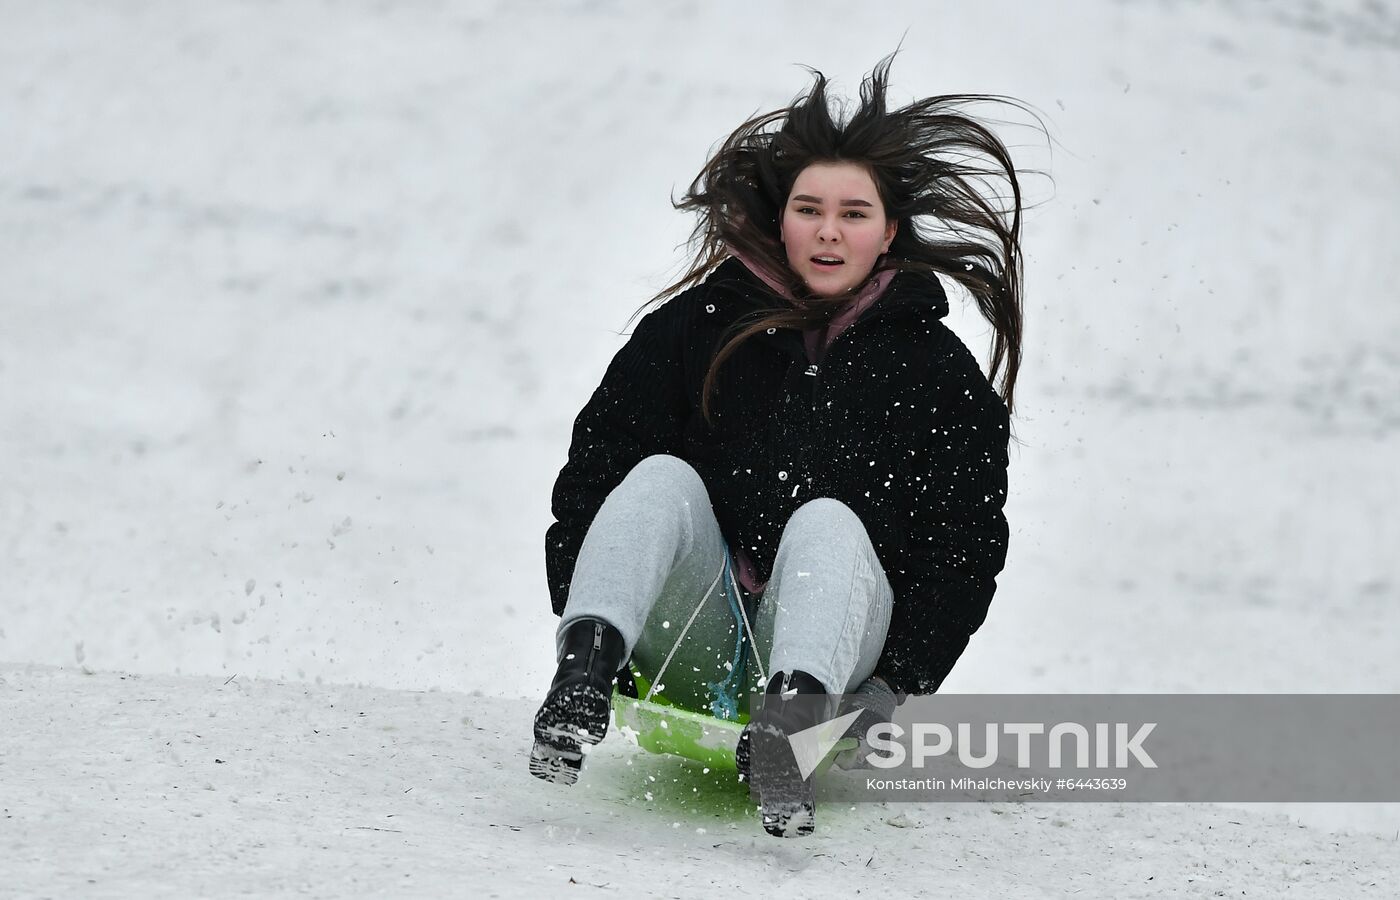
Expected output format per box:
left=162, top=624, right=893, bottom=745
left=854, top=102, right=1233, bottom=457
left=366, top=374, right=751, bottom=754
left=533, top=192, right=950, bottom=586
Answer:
left=791, top=194, right=874, bottom=207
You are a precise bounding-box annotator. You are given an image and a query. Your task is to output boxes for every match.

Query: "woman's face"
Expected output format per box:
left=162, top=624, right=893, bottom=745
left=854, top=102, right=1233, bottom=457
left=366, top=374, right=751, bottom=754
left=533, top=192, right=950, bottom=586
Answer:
left=780, top=161, right=897, bottom=298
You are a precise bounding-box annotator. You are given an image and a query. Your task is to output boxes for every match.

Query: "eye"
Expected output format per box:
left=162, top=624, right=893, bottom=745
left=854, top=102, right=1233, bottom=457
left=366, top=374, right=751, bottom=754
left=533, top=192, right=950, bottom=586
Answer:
left=795, top=206, right=818, bottom=215
left=843, top=210, right=868, bottom=219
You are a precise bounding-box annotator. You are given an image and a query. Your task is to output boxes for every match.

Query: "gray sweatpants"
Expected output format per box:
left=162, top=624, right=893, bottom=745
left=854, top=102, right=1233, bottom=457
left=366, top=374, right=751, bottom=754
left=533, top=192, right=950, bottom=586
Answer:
left=556, top=454, right=893, bottom=715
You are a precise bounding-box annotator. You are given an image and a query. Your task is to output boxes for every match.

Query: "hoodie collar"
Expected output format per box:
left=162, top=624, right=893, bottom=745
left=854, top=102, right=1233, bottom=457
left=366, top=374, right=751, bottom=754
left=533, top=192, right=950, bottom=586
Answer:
left=714, top=252, right=948, bottom=321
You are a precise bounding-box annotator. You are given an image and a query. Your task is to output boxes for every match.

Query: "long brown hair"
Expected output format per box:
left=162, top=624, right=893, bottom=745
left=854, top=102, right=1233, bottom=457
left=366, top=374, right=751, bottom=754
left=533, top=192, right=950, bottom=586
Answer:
left=639, top=51, right=1037, bottom=422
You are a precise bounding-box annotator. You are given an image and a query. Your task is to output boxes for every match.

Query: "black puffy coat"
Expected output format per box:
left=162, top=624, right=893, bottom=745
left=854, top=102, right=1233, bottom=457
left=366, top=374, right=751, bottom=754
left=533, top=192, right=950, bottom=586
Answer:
left=545, top=257, right=1011, bottom=695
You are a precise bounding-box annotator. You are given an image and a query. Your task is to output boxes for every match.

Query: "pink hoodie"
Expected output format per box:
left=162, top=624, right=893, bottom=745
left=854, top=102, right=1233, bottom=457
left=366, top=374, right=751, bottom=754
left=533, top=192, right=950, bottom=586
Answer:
left=726, top=248, right=898, bottom=365
left=723, top=250, right=898, bottom=593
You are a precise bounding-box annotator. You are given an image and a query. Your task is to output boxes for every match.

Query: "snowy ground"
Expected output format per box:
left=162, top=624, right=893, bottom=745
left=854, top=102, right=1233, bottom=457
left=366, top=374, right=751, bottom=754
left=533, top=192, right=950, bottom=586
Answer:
left=3, top=666, right=1395, bottom=898
left=3, top=0, right=1399, bottom=896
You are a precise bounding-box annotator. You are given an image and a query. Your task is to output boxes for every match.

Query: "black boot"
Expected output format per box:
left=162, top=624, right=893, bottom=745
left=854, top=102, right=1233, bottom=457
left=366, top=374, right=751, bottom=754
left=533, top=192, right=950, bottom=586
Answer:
left=734, top=676, right=802, bottom=786
left=739, top=671, right=823, bottom=783
left=749, top=670, right=829, bottom=838
left=529, top=618, right=628, bottom=785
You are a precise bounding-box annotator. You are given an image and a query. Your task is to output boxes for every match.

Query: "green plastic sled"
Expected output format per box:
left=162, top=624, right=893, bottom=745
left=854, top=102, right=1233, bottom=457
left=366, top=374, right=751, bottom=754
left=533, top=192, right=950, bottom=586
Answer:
left=612, top=669, right=857, bottom=772
left=612, top=668, right=746, bottom=770
left=613, top=691, right=746, bottom=770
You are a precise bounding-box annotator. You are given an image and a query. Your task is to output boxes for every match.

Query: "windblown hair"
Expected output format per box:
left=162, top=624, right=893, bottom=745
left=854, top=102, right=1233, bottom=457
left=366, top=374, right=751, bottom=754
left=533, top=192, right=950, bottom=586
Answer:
left=639, top=51, right=1035, bottom=423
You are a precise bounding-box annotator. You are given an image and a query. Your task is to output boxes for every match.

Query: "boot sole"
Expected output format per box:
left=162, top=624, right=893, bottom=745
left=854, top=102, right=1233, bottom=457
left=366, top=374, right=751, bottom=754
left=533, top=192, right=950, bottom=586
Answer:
left=757, top=776, right=817, bottom=838
left=529, top=732, right=590, bottom=785
left=529, top=686, right=610, bottom=786
left=752, top=722, right=817, bottom=838
left=762, top=802, right=816, bottom=838
left=735, top=726, right=751, bottom=784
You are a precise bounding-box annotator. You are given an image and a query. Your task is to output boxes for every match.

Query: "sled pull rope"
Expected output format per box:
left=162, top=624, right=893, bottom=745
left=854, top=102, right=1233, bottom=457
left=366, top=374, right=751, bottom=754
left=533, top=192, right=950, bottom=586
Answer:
left=643, top=549, right=767, bottom=705
left=643, top=561, right=724, bottom=704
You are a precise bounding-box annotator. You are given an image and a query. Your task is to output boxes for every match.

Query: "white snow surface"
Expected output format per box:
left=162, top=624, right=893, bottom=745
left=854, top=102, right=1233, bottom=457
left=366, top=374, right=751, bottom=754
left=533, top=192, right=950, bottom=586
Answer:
left=2, top=0, right=1399, bottom=896
left=3, top=665, right=1396, bottom=898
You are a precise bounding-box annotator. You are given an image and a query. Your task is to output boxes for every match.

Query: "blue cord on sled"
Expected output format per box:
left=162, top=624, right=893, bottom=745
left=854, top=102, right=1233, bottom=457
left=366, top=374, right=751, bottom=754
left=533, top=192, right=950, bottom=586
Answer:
left=705, top=546, right=748, bottom=721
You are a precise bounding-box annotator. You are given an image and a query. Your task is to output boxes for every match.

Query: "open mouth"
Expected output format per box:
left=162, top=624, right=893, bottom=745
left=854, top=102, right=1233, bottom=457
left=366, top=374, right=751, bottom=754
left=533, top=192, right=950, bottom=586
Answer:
left=811, top=256, right=844, bottom=268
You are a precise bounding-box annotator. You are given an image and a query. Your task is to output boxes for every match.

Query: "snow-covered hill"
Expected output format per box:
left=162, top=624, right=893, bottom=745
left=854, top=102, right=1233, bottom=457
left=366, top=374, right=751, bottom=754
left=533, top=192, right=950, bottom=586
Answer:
left=2, top=1, right=1398, bottom=895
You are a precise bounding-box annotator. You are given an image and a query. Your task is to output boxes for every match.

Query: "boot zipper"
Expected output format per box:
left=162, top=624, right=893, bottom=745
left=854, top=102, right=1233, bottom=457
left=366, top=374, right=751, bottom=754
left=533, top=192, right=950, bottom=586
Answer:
left=588, top=621, right=603, bottom=671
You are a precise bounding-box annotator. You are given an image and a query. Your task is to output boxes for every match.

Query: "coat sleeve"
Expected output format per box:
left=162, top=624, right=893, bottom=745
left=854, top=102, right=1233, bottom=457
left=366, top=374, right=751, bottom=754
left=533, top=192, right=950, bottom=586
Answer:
left=545, top=302, right=691, bottom=616
left=875, top=342, right=1012, bottom=696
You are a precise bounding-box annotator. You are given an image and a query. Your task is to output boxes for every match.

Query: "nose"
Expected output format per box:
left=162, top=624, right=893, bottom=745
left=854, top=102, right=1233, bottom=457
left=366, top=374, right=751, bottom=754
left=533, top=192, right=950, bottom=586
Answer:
left=817, top=216, right=841, bottom=242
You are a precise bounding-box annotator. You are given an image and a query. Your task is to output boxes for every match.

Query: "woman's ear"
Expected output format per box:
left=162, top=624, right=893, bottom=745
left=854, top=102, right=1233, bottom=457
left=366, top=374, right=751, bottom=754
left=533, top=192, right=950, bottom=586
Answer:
left=883, top=220, right=897, bottom=252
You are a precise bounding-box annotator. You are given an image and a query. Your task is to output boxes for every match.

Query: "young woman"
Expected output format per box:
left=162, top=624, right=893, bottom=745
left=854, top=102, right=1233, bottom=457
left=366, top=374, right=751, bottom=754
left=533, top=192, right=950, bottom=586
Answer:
left=530, top=53, right=1028, bottom=838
